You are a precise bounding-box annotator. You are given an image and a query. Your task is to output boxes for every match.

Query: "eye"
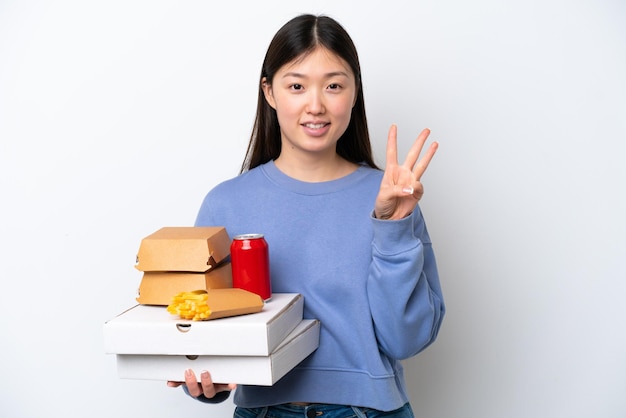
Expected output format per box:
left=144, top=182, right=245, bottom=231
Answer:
left=290, top=84, right=303, bottom=91
left=327, top=83, right=344, bottom=93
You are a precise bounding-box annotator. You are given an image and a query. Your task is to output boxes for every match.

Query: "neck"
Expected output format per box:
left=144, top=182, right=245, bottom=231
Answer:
left=274, top=152, right=358, bottom=182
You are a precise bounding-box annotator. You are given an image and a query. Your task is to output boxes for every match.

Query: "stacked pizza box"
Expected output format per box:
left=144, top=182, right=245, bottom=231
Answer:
left=103, top=227, right=320, bottom=386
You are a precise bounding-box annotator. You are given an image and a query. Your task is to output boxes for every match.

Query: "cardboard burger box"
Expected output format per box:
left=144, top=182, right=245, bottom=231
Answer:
left=104, top=293, right=304, bottom=356
left=136, top=262, right=234, bottom=306
left=115, top=319, right=320, bottom=385
left=135, top=226, right=231, bottom=272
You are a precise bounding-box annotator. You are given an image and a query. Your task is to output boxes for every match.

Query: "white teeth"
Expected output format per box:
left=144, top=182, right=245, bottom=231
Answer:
left=305, top=123, right=326, bottom=129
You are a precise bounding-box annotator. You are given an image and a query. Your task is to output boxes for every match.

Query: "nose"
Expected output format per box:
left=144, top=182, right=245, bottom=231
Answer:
left=306, top=91, right=325, bottom=115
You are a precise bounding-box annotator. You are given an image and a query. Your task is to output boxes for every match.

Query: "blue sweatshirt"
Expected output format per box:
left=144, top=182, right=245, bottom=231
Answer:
left=194, top=160, right=445, bottom=411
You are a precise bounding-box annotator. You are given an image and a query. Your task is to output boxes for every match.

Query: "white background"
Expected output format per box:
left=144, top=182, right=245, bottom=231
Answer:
left=1, top=1, right=624, bottom=417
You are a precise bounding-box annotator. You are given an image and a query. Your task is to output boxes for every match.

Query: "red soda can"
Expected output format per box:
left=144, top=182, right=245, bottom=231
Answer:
left=230, top=234, right=272, bottom=301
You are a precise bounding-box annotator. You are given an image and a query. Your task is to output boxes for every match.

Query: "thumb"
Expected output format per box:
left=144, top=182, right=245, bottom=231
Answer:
left=399, top=185, right=414, bottom=195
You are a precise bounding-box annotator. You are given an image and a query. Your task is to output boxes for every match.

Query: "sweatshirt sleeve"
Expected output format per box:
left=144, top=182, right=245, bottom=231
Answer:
left=367, top=206, right=445, bottom=360
left=182, top=386, right=231, bottom=404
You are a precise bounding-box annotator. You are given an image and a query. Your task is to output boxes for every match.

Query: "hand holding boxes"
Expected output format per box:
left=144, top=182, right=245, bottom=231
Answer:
left=104, top=293, right=319, bottom=385
left=103, top=226, right=320, bottom=386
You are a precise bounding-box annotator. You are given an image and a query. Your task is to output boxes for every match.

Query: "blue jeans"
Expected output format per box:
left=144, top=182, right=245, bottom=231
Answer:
left=234, top=402, right=414, bottom=418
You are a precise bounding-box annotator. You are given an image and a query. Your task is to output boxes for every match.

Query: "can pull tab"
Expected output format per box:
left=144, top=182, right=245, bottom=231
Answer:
left=176, top=323, right=192, bottom=333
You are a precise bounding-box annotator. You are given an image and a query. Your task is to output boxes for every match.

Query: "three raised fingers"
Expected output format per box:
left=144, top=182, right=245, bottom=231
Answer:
left=387, top=125, right=438, bottom=180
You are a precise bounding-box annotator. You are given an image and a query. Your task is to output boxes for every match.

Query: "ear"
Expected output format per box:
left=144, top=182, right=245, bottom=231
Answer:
left=352, top=83, right=359, bottom=108
left=262, top=77, right=277, bottom=110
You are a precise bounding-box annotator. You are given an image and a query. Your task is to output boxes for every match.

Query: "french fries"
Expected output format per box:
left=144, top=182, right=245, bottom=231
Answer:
left=167, top=290, right=211, bottom=321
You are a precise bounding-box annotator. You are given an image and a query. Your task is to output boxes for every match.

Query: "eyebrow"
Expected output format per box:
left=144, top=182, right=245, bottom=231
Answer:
left=281, top=71, right=351, bottom=79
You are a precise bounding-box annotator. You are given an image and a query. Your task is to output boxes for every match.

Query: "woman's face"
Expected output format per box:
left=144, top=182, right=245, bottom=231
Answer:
left=263, top=47, right=357, bottom=160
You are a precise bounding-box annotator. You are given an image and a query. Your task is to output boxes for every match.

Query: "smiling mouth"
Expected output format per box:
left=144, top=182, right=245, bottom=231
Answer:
left=303, top=123, right=328, bottom=129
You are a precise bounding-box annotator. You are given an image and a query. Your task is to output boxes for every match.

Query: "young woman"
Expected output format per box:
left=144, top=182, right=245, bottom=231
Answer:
left=168, top=14, right=445, bottom=418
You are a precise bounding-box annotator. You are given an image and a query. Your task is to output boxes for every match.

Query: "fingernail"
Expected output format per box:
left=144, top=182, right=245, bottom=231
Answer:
left=201, top=370, right=209, bottom=378
left=402, top=186, right=414, bottom=194
left=185, top=369, right=193, bottom=377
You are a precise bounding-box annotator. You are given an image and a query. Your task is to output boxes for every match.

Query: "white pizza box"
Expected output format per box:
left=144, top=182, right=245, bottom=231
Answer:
left=104, top=293, right=303, bottom=356
left=115, top=319, right=320, bottom=386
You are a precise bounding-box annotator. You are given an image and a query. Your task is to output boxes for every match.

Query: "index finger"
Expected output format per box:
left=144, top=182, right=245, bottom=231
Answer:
left=385, top=124, right=399, bottom=167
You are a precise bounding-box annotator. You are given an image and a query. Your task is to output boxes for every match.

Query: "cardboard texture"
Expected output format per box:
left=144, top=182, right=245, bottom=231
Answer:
left=115, top=319, right=320, bottom=385
left=136, top=263, right=234, bottom=306
left=104, top=293, right=304, bottom=356
left=135, top=226, right=231, bottom=272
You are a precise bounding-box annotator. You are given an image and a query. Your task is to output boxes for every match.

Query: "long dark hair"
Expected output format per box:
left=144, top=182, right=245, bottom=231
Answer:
left=240, top=14, right=378, bottom=173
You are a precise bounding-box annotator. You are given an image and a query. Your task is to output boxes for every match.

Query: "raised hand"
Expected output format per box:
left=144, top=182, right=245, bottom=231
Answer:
left=374, top=125, right=438, bottom=220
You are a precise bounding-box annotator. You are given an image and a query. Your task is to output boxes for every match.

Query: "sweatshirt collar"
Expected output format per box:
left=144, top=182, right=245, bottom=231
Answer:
left=260, top=160, right=372, bottom=195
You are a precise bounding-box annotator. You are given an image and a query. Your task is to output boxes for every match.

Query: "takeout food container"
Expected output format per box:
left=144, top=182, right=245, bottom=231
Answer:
left=114, top=319, right=320, bottom=385
left=136, top=262, right=233, bottom=306
left=135, top=226, right=231, bottom=272
left=167, top=288, right=264, bottom=321
left=104, top=293, right=304, bottom=356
